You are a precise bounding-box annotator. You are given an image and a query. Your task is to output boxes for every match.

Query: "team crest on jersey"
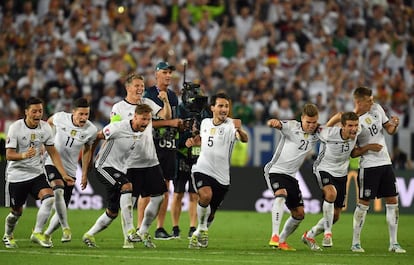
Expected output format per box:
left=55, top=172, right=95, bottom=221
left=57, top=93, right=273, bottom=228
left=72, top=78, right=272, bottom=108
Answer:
left=210, top=128, right=216, bottom=135
left=71, top=130, right=77, bottom=137
left=365, top=117, right=372, bottom=125
left=364, top=189, right=371, bottom=198
left=304, top=133, right=309, bottom=139
left=113, top=172, right=121, bottom=179
left=218, top=127, right=225, bottom=135
left=31, top=134, right=36, bottom=141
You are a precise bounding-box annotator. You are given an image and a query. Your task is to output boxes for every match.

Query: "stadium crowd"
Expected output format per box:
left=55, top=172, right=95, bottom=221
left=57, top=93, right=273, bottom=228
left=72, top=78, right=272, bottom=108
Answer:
left=0, top=0, right=414, bottom=129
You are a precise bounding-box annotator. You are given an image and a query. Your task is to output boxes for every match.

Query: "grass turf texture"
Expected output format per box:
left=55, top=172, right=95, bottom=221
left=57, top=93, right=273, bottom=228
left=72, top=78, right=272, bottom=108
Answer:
left=0, top=208, right=412, bottom=265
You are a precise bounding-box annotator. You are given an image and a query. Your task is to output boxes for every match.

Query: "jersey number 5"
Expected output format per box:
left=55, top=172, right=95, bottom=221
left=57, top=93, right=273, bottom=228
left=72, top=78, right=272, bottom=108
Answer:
left=208, top=136, right=214, bottom=147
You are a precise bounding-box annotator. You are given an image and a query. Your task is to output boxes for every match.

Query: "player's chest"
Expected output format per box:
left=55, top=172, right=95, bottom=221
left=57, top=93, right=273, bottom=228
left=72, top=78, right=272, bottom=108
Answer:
left=19, top=130, right=47, bottom=147
left=58, top=127, right=90, bottom=144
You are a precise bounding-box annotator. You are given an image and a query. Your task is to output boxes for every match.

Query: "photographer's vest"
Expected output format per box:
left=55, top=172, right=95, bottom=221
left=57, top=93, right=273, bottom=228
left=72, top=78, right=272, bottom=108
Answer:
left=144, top=86, right=179, bottom=151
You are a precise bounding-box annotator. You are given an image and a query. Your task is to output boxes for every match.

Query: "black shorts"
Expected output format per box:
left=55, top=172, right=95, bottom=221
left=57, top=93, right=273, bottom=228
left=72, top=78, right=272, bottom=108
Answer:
left=192, top=172, right=229, bottom=214
left=173, top=159, right=196, bottom=193
left=358, top=165, right=398, bottom=200
left=45, top=165, right=75, bottom=206
left=268, top=173, right=304, bottom=210
left=94, top=167, right=130, bottom=213
left=6, top=174, right=51, bottom=208
left=156, top=150, right=177, bottom=180
left=315, top=171, right=347, bottom=208
left=127, top=165, right=168, bottom=198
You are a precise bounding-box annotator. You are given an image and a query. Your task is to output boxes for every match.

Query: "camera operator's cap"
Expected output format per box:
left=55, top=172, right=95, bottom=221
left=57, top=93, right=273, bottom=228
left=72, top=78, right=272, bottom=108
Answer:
left=155, top=62, right=176, bottom=71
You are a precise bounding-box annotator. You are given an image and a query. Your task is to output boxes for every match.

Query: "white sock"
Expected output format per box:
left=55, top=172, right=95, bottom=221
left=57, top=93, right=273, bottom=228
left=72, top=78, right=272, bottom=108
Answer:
left=34, top=196, right=54, bottom=233
left=386, top=204, right=399, bottom=245
left=196, top=203, right=211, bottom=231
left=139, top=195, right=163, bottom=235
left=307, top=218, right=324, bottom=238
left=323, top=200, right=334, bottom=235
left=279, top=216, right=301, bottom=243
left=44, top=213, right=60, bottom=236
left=120, top=192, right=134, bottom=235
left=5, top=212, right=20, bottom=236
left=352, top=203, right=369, bottom=245
left=271, top=196, right=286, bottom=236
left=131, top=196, right=137, bottom=208
left=86, top=211, right=114, bottom=236
left=54, top=188, right=69, bottom=229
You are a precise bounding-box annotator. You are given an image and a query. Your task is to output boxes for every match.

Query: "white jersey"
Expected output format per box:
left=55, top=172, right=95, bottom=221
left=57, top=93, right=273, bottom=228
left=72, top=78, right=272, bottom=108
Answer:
left=44, top=112, right=98, bottom=177
left=110, top=99, right=159, bottom=168
left=357, top=103, right=391, bottom=168
left=264, top=120, right=319, bottom=178
left=313, top=126, right=358, bottom=177
left=191, top=118, right=237, bottom=186
left=5, top=119, right=54, bottom=183
left=111, top=99, right=161, bottom=121
left=95, top=120, right=143, bottom=173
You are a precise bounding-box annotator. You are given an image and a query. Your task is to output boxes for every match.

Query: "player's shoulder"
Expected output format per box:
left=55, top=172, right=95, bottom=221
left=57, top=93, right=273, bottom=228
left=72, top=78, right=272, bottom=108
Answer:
left=39, top=120, right=53, bottom=132
left=112, top=99, right=128, bottom=109
left=318, top=125, right=338, bottom=134
left=84, top=120, right=99, bottom=133
left=103, top=119, right=128, bottom=136
left=9, top=119, right=24, bottom=128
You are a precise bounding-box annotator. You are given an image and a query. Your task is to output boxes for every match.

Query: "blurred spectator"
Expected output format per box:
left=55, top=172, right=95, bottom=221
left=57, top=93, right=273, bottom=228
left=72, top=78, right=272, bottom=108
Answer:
left=0, top=0, right=412, bottom=135
left=392, top=146, right=413, bottom=170
left=97, top=85, right=122, bottom=125
left=232, top=91, right=255, bottom=126
left=15, top=84, right=32, bottom=117
left=45, top=86, right=60, bottom=117
left=0, top=91, right=20, bottom=120
left=17, top=65, right=45, bottom=97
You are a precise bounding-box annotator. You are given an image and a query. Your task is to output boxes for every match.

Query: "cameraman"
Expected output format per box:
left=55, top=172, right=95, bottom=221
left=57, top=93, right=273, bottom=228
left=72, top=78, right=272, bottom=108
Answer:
left=171, top=99, right=211, bottom=239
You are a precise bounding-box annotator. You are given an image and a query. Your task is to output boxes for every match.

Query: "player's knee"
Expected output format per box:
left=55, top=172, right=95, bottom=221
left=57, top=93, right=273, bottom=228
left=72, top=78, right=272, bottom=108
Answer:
left=121, top=182, right=133, bottom=191
left=41, top=195, right=55, bottom=206
left=53, top=185, right=65, bottom=197
left=291, top=207, right=305, bottom=220
left=106, top=209, right=119, bottom=218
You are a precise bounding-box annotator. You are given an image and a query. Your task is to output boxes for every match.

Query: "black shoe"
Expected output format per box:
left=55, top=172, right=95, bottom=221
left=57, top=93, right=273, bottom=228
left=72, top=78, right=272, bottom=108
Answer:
left=154, top=227, right=172, bottom=240
left=188, top=226, right=196, bottom=239
left=172, top=226, right=180, bottom=239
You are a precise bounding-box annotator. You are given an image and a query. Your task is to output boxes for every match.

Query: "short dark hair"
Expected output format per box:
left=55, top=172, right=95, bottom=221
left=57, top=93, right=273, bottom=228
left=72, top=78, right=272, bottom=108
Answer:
left=341, top=111, right=359, bottom=125
left=73, top=97, right=90, bottom=109
left=302, top=103, right=318, bottom=117
left=353, top=86, right=372, bottom=99
left=210, top=93, right=230, bottom=106
left=25, top=97, right=43, bottom=109
left=135, top=103, right=153, bottom=115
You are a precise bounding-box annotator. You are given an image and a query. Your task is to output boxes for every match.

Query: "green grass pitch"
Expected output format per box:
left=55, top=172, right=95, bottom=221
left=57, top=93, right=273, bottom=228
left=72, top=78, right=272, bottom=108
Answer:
left=0, top=208, right=412, bottom=265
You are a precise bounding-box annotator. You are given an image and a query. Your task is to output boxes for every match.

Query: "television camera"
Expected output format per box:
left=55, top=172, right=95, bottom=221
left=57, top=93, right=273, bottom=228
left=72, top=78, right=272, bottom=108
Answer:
left=180, top=63, right=209, bottom=135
